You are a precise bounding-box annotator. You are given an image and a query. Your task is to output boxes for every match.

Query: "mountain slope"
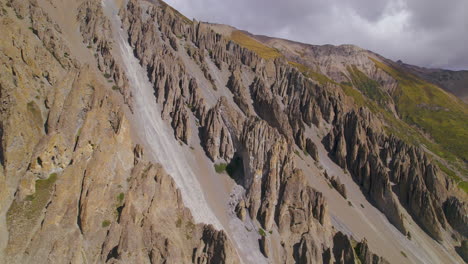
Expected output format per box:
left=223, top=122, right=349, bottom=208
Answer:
left=0, top=0, right=467, bottom=264
left=229, top=29, right=468, bottom=189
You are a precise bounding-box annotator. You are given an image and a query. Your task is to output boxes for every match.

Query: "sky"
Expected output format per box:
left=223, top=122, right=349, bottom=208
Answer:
left=164, top=0, right=468, bottom=70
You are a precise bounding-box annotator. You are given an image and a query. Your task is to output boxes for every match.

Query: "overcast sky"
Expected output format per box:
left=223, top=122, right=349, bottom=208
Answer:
left=164, top=0, right=468, bottom=70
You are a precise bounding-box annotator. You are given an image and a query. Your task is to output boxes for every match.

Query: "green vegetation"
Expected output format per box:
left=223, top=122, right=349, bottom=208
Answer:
left=458, top=181, right=468, bottom=194
left=214, top=158, right=243, bottom=179
left=102, top=220, right=111, bottom=227
left=371, top=58, right=468, bottom=162
left=343, top=60, right=467, bottom=192
left=214, top=163, right=227, bottom=173
left=288, top=61, right=335, bottom=86
left=341, top=82, right=366, bottom=106
left=258, top=227, right=267, bottom=237
left=103, top=73, right=111, bottom=79
left=117, top=192, right=125, bottom=204
left=112, top=85, right=119, bottom=91
left=231, top=31, right=282, bottom=60
left=435, top=161, right=460, bottom=182
left=7, top=173, right=58, bottom=234
left=347, top=65, right=390, bottom=105
left=288, top=58, right=468, bottom=193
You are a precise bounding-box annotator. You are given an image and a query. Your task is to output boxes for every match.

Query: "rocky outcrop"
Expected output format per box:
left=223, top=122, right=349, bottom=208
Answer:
left=443, top=196, right=468, bottom=237
left=324, top=109, right=406, bottom=235
left=456, top=240, right=468, bottom=263
left=306, top=138, right=319, bottom=161
left=259, top=236, right=270, bottom=257
left=226, top=68, right=250, bottom=115
left=324, top=107, right=456, bottom=241
left=355, top=239, right=389, bottom=264
left=114, top=161, right=239, bottom=264
left=77, top=0, right=132, bottom=109
left=293, top=234, right=321, bottom=264
left=247, top=58, right=346, bottom=155
left=200, top=98, right=236, bottom=161
left=330, top=176, right=347, bottom=199
left=332, top=232, right=355, bottom=264
left=118, top=3, right=337, bottom=262
left=172, top=97, right=191, bottom=144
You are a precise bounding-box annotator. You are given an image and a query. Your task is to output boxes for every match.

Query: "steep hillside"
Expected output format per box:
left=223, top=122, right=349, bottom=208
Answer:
left=397, top=61, right=468, bottom=103
left=0, top=0, right=467, bottom=264
left=241, top=32, right=468, bottom=190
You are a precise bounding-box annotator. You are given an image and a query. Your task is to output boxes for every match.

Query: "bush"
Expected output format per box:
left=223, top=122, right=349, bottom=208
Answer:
left=102, top=220, right=111, bottom=227
left=258, top=228, right=267, bottom=237
left=214, top=163, right=227, bottom=173
left=117, top=193, right=124, bottom=203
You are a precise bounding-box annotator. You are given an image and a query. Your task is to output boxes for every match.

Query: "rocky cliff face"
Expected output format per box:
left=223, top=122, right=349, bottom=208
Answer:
left=118, top=2, right=336, bottom=262
left=324, top=107, right=465, bottom=241
left=0, top=0, right=466, bottom=263
left=0, top=0, right=237, bottom=263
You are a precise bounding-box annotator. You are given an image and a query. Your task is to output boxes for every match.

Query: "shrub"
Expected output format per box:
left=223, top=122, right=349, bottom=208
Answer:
left=102, top=220, right=111, bottom=227
left=258, top=228, right=267, bottom=237
left=117, top=193, right=124, bottom=204
left=214, top=163, right=227, bottom=173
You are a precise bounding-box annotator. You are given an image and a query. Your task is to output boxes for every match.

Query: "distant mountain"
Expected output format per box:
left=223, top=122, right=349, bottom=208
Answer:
left=395, top=61, right=468, bottom=103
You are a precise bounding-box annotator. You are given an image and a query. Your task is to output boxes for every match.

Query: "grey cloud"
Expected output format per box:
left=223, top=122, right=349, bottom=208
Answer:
left=165, top=0, right=468, bottom=69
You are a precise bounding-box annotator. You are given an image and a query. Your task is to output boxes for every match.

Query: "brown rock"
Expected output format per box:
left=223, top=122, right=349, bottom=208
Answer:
left=306, top=138, right=319, bottom=161
left=332, top=232, right=355, bottom=264
left=355, top=238, right=390, bottom=264
left=259, top=235, right=270, bottom=257
left=330, top=176, right=347, bottom=199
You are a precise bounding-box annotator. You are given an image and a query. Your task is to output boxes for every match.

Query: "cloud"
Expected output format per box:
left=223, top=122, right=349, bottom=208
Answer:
left=164, top=0, right=468, bottom=70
